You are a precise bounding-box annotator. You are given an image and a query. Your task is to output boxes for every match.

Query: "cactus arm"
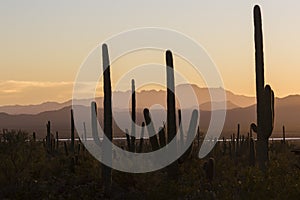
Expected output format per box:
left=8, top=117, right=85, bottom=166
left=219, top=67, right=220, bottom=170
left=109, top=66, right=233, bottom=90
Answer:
left=263, top=85, right=274, bottom=139
left=143, top=108, right=159, bottom=151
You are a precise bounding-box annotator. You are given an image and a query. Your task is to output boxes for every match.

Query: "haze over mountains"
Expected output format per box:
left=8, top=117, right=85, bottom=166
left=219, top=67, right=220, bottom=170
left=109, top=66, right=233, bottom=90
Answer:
left=0, top=85, right=300, bottom=139
left=0, top=85, right=255, bottom=115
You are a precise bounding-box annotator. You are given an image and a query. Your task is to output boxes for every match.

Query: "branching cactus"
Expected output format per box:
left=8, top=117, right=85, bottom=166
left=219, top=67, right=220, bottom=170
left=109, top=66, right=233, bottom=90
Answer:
left=251, top=5, right=275, bottom=170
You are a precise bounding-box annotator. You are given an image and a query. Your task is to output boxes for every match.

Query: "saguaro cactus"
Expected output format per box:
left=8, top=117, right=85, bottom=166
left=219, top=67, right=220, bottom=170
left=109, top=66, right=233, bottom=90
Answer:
left=282, top=125, right=286, bottom=144
left=46, top=121, right=51, bottom=153
left=178, top=109, right=184, bottom=152
left=70, top=109, right=75, bottom=153
left=102, top=43, right=112, bottom=196
left=91, top=102, right=101, bottom=146
left=251, top=5, right=275, bottom=170
left=125, top=129, right=131, bottom=151
left=143, top=108, right=159, bottom=151
left=203, top=157, right=215, bottom=182
left=83, top=122, right=87, bottom=142
left=166, top=50, right=179, bottom=178
left=131, top=79, right=136, bottom=152
left=32, top=132, right=36, bottom=142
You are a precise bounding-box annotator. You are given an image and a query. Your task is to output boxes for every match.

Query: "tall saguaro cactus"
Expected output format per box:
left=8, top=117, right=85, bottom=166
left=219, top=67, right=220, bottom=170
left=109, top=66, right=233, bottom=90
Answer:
left=70, top=109, right=75, bottom=153
left=102, top=43, right=112, bottom=196
left=46, top=121, right=51, bottom=153
left=166, top=50, right=179, bottom=178
left=131, top=79, right=136, bottom=152
left=251, top=5, right=275, bottom=170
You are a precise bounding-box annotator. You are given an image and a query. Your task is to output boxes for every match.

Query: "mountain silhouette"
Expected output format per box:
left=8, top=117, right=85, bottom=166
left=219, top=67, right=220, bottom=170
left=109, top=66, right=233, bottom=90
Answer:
left=0, top=94, right=299, bottom=139
left=0, top=85, right=256, bottom=115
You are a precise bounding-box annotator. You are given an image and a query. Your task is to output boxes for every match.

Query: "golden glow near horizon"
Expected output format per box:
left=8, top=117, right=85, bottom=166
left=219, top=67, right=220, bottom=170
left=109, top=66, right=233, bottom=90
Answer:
left=0, top=1, right=299, bottom=105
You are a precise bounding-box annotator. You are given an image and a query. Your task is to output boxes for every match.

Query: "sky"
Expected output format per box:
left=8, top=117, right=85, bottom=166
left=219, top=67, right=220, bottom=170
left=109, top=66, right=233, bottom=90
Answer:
left=0, top=0, right=300, bottom=105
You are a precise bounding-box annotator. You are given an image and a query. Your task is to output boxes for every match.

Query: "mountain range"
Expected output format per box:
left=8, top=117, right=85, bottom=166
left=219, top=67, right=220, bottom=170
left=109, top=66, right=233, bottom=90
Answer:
left=0, top=85, right=299, bottom=139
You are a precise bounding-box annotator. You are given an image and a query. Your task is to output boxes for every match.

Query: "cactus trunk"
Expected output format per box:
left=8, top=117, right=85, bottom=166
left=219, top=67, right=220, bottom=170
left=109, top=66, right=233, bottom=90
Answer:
left=102, top=44, right=112, bottom=197
left=131, top=79, right=136, bottom=152
left=178, top=109, right=184, bottom=152
left=46, top=121, right=51, bottom=153
left=282, top=125, right=286, bottom=144
left=71, top=109, right=75, bottom=154
left=166, top=50, right=179, bottom=178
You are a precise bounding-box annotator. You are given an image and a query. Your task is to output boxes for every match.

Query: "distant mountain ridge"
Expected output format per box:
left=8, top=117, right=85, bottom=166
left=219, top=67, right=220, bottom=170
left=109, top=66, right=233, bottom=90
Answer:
left=0, top=85, right=257, bottom=115
left=0, top=93, right=299, bottom=139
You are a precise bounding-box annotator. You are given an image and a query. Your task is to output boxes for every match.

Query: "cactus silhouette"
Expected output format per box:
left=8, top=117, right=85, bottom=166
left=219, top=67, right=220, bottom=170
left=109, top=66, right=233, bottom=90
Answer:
left=158, top=125, right=166, bottom=148
left=166, top=50, right=179, bottom=178
left=282, top=125, right=286, bottom=144
left=83, top=122, right=87, bottom=142
left=91, top=101, right=101, bottom=146
left=125, top=129, right=131, bottom=151
left=70, top=109, right=75, bottom=154
left=236, top=124, right=240, bottom=157
left=131, top=79, right=136, bottom=152
left=102, top=43, right=112, bottom=197
left=203, top=157, right=215, bottom=182
left=178, top=109, right=184, bottom=152
left=46, top=121, right=51, bottom=153
left=143, top=108, right=159, bottom=151
left=32, top=132, right=36, bottom=142
left=251, top=5, right=275, bottom=170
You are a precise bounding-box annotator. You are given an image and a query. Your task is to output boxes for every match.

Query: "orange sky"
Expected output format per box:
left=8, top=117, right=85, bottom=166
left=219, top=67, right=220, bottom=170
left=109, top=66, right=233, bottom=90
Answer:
left=1, top=1, right=299, bottom=105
